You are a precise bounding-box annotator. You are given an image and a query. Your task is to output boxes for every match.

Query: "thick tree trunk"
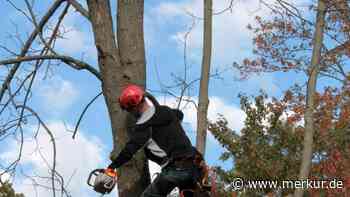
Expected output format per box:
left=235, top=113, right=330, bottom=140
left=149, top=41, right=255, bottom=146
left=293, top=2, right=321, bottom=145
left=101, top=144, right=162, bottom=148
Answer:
left=294, top=0, right=326, bottom=196
left=115, top=0, right=150, bottom=196
left=196, top=0, right=212, bottom=155
left=87, top=0, right=148, bottom=196
left=117, top=0, right=146, bottom=86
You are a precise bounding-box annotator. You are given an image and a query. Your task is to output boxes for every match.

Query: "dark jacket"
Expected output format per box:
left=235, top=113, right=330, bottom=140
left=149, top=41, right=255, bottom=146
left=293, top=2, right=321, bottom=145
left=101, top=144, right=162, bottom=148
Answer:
left=109, top=104, right=194, bottom=169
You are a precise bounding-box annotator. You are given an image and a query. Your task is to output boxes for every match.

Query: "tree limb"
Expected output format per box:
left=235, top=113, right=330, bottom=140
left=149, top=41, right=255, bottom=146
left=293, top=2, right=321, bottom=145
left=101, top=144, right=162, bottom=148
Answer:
left=67, top=0, right=90, bottom=20
left=16, top=105, right=57, bottom=197
left=24, top=0, right=68, bottom=56
left=25, top=1, right=97, bottom=81
left=323, top=40, right=350, bottom=79
left=184, top=0, right=235, bottom=19
left=0, top=0, right=65, bottom=103
left=5, top=0, right=34, bottom=23
left=325, top=40, right=350, bottom=57
left=0, top=55, right=101, bottom=80
left=72, top=92, right=102, bottom=139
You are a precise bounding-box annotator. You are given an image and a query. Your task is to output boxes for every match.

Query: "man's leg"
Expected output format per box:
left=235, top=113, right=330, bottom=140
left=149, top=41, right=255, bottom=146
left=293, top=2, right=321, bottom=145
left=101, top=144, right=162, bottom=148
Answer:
left=141, top=166, right=195, bottom=197
left=141, top=173, right=176, bottom=197
left=165, top=167, right=196, bottom=197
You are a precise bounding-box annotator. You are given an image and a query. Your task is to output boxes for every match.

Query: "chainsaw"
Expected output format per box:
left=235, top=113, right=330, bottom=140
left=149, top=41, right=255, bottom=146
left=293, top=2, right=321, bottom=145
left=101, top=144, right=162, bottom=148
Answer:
left=87, top=168, right=117, bottom=195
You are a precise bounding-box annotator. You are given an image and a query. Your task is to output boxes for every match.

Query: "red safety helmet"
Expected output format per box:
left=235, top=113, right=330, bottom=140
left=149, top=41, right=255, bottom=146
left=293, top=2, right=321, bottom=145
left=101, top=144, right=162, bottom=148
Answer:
left=118, top=84, right=145, bottom=110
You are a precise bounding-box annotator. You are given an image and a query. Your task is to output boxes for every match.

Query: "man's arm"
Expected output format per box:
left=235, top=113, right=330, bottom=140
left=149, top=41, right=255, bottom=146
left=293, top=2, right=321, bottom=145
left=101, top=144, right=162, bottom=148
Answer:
left=108, top=127, right=150, bottom=169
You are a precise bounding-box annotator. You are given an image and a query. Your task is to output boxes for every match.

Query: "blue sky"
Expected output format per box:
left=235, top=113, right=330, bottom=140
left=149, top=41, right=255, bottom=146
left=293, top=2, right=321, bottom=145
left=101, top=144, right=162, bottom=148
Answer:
left=0, top=0, right=325, bottom=196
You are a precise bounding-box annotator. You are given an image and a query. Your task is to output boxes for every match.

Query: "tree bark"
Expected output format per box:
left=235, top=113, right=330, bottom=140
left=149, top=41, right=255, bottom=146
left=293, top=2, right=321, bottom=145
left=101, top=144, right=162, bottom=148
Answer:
left=115, top=0, right=150, bottom=196
left=196, top=0, right=212, bottom=155
left=87, top=0, right=148, bottom=196
left=294, top=0, right=326, bottom=196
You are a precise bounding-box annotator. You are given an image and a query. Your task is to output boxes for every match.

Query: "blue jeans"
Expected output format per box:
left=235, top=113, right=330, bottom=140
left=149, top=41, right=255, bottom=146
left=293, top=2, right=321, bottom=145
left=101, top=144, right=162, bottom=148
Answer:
left=141, top=166, right=196, bottom=197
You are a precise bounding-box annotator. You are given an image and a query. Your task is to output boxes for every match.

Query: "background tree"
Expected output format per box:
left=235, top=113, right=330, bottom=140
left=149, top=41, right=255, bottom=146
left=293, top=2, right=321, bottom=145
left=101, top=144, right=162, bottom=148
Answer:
left=209, top=92, right=302, bottom=196
left=196, top=0, right=213, bottom=155
left=295, top=0, right=326, bottom=196
left=210, top=86, right=350, bottom=196
left=0, top=182, right=25, bottom=197
left=230, top=0, right=350, bottom=195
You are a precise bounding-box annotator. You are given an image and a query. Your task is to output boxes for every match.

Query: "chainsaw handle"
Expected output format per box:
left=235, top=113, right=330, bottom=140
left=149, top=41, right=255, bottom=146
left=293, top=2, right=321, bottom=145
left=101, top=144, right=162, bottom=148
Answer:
left=87, top=169, right=105, bottom=187
left=104, top=179, right=116, bottom=189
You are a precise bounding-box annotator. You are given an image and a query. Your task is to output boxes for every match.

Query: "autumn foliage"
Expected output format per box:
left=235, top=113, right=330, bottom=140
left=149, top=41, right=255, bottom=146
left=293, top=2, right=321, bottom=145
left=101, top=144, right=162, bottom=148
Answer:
left=212, top=1, right=350, bottom=196
left=234, top=1, right=350, bottom=81
left=0, top=182, right=25, bottom=197
left=209, top=82, right=350, bottom=196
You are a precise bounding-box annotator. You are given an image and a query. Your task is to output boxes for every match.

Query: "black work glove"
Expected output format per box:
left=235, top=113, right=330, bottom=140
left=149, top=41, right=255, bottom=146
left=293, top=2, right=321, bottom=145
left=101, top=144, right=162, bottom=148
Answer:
left=107, top=162, right=117, bottom=170
left=109, top=150, right=118, bottom=161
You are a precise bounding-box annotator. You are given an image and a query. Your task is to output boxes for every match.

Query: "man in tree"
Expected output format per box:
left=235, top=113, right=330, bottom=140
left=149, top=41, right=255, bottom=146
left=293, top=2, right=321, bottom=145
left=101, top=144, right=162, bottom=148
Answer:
left=107, top=84, right=202, bottom=197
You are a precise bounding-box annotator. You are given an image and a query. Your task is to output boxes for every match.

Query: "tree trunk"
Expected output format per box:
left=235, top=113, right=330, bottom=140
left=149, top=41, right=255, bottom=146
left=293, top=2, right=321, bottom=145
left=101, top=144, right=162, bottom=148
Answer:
left=196, top=0, right=212, bottom=155
left=115, top=0, right=150, bottom=196
left=294, top=0, right=326, bottom=196
left=87, top=0, right=148, bottom=196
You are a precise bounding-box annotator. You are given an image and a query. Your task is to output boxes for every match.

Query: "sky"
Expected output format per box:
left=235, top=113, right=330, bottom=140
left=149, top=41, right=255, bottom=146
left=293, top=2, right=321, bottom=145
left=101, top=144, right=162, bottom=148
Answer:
left=0, top=0, right=319, bottom=196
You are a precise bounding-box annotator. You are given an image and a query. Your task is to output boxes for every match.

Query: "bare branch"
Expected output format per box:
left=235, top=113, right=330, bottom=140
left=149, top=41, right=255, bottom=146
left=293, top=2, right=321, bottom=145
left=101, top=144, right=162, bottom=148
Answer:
left=72, top=92, right=102, bottom=139
left=184, top=0, right=235, bottom=20
left=0, top=125, right=24, bottom=181
left=0, top=71, right=35, bottom=115
left=0, top=55, right=101, bottom=80
left=16, top=105, right=57, bottom=197
left=1, top=3, right=72, bottom=153
left=4, top=52, right=39, bottom=185
left=213, top=0, right=234, bottom=15
left=259, top=0, right=315, bottom=27
left=44, top=3, right=70, bottom=55
left=0, top=45, right=18, bottom=56
left=24, top=0, right=96, bottom=81
left=24, top=0, right=67, bottom=56
left=319, top=70, right=344, bottom=82
left=5, top=0, right=33, bottom=23
left=67, top=0, right=90, bottom=20
left=0, top=0, right=65, bottom=103
left=34, top=141, right=70, bottom=197
left=321, top=41, right=350, bottom=79
left=24, top=0, right=97, bottom=83
left=325, top=40, right=350, bottom=57
left=177, top=17, right=197, bottom=109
